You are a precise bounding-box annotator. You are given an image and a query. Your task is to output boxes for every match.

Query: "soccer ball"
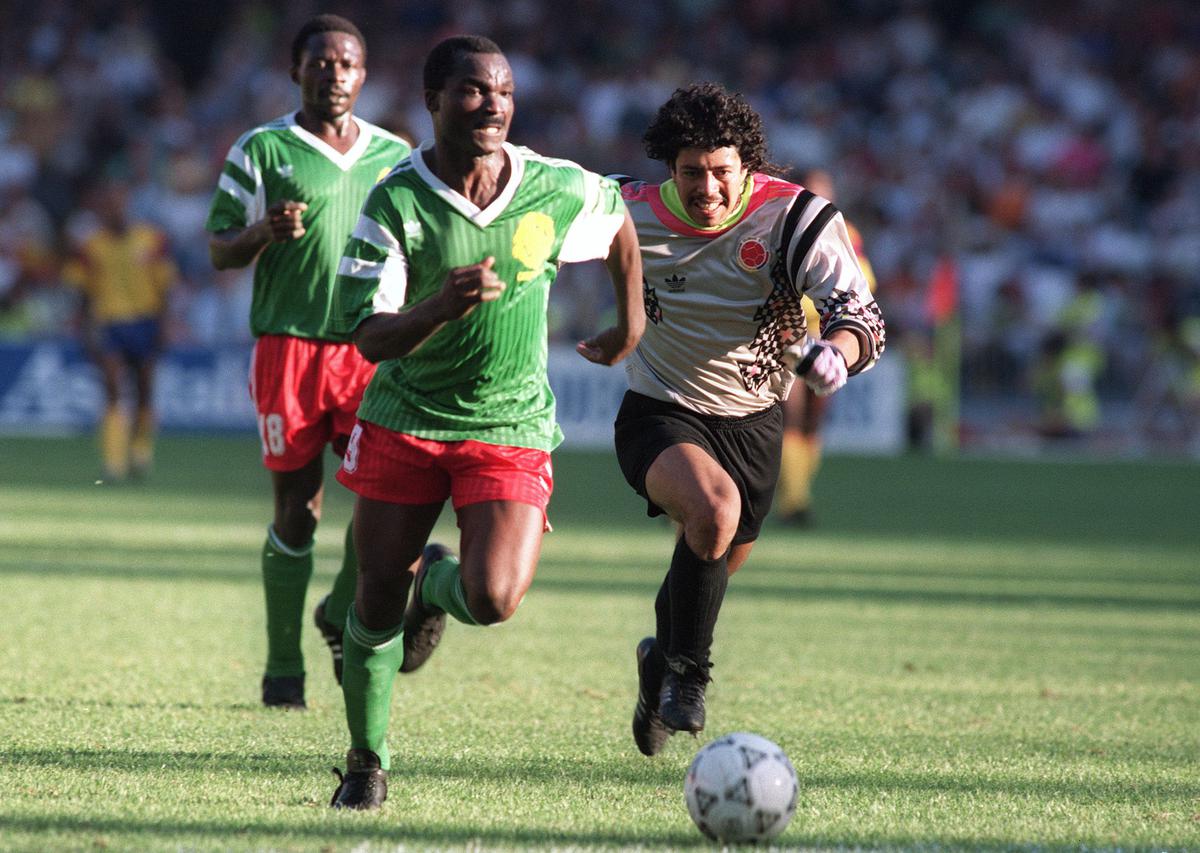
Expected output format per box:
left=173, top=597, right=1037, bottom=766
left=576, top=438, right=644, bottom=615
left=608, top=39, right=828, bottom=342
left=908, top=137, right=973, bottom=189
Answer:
left=684, top=732, right=798, bottom=844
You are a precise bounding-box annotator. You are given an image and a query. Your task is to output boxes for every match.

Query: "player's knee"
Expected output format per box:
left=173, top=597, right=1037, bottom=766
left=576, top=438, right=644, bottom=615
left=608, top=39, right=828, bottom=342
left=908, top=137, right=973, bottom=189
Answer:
left=684, top=492, right=740, bottom=559
left=466, top=583, right=524, bottom=626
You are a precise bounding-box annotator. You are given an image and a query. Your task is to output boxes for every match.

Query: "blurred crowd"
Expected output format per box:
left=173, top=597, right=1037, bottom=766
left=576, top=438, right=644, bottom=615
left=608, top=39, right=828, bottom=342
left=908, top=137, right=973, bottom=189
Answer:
left=1, top=0, right=1198, bottom=453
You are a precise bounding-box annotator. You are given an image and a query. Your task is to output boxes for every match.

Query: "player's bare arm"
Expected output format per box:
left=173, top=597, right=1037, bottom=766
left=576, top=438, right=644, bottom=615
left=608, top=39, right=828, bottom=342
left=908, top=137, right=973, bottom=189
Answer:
left=577, top=209, right=645, bottom=365
left=354, top=257, right=506, bottom=362
left=208, top=200, right=309, bottom=270
left=825, top=327, right=862, bottom=368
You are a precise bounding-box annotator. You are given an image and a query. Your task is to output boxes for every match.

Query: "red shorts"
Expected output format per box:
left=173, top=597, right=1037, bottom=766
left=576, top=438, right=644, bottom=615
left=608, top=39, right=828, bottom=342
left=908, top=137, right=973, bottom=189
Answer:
left=335, top=421, right=554, bottom=514
left=249, top=334, right=376, bottom=471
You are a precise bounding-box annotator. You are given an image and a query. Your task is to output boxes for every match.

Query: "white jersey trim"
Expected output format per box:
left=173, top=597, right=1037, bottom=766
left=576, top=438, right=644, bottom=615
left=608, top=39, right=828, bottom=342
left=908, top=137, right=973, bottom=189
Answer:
left=217, top=172, right=264, bottom=225
left=409, top=142, right=527, bottom=229
left=368, top=252, right=410, bottom=314
left=558, top=169, right=623, bottom=263
left=286, top=113, right=377, bottom=172
left=351, top=213, right=400, bottom=253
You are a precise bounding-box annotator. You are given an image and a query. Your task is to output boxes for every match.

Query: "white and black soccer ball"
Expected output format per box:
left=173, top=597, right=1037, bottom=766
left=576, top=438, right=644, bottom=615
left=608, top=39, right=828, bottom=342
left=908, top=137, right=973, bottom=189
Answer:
left=683, top=732, right=798, bottom=844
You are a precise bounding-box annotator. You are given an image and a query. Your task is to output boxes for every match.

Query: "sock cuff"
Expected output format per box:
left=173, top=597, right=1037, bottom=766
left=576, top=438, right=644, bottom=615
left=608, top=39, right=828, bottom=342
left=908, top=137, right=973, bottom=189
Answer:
left=453, top=576, right=484, bottom=626
left=423, top=555, right=482, bottom=626
left=345, top=610, right=404, bottom=651
left=674, top=537, right=728, bottom=570
left=266, top=525, right=314, bottom=558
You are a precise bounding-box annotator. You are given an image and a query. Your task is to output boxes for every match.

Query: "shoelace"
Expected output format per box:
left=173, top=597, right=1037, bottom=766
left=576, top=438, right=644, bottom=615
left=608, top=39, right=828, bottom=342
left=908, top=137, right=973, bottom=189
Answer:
left=668, top=659, right=712, bottom=704
left=667, top=656, right=713, bottom=682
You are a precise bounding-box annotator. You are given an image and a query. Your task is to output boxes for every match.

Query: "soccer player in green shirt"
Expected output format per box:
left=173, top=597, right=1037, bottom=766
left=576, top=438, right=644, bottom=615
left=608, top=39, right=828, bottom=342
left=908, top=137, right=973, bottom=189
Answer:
left=325, top=35, right=643, bottom=809
left=205, top=15, right=411, bottom=710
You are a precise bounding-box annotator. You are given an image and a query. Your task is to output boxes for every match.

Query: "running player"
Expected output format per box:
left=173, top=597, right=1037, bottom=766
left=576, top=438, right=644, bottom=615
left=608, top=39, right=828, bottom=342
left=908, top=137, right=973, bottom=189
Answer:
left=65, top=179, right=176, bottom=482
left=205, top=15, right=411, bottom=709
left=613, top=83, right=886, bottom=755
left=325, top=35, right=643, bottom=809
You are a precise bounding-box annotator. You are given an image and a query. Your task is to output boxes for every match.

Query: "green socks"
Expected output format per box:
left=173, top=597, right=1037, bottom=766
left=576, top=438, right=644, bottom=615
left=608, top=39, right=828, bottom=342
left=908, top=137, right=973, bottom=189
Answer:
left=420, top=552, right=481, bottom=625
left=342, top=609, right=405, bottom=770
left=261, top=525, right=314, bottom=677
left=322, top=520, right=358, bottom=630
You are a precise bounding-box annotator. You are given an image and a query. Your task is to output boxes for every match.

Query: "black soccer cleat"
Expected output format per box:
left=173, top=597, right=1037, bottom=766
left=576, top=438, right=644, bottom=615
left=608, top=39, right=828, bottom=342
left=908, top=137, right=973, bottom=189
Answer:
left=399, top=543, right=452, bottom=674
left=329, top=749, right=388, bottom=810
left=658, top=655, right=711, bottom=734
left=261, top=674, right=306, bottom=709
left=632, top=636, right=673, bottom=756
left=313, top=595, right=345, bottom=685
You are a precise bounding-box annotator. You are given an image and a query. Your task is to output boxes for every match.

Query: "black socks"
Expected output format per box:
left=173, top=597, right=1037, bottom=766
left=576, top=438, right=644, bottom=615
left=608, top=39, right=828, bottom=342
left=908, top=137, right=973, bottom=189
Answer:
left=663, top=537, right=728, bottom=665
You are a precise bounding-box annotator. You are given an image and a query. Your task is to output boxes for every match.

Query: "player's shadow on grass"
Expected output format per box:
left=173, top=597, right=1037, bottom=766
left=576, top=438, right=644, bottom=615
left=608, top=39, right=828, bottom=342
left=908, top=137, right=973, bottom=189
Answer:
left=2, top=554, right=1197, bottom=613
left=0, top=814, right=694, bottom=848
left=0, top=551, right=357, bottom=586
left=0, top=799, right=1194, bottom=852
left=5, top=744, right=1198, bottom=849
left=531, top=573, right=1200, bottom=614
left=1, top=746, right=682, bottom=788
left=8, top=746, right=1200, bottom=802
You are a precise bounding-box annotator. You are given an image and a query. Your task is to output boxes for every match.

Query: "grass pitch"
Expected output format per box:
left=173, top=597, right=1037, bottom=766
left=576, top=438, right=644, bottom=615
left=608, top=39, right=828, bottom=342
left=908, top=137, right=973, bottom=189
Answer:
left=1, top=435, right=1197, bottom=851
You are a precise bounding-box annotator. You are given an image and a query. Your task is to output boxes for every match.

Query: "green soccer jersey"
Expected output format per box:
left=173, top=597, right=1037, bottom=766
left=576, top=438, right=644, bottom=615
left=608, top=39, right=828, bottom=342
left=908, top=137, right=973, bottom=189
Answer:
left=206, top=113, right=410, bottom=342
left=333, top=142, right=625, bottom=450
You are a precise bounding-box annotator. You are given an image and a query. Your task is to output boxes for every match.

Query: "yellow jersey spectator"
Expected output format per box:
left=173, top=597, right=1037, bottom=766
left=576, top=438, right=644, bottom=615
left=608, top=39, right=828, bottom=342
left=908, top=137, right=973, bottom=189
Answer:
left=64, top=179, right=177, bottom=481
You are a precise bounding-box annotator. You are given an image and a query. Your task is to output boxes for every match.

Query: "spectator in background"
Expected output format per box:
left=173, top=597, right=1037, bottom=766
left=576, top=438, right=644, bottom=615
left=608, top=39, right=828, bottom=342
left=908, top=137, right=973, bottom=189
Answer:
left=0, top=181, right=57, bottom=338
left=1135, top=315, right=1200, bottom=452
left=1031, top=274, right=1107, bottom=441
left=2, top=1, right=1199, bottom=457
left=63, top=178, right=176, bottom=481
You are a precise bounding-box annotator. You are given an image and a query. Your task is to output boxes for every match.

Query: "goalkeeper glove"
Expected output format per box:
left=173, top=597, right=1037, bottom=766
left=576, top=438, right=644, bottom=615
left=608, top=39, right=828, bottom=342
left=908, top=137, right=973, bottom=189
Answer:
left=782, top=338, right=848, bottom=396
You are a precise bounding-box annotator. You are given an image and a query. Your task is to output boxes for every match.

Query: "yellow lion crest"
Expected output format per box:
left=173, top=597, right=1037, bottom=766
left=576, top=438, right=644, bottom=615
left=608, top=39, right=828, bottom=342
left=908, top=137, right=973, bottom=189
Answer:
left=512, top=212, right=555, bottom=282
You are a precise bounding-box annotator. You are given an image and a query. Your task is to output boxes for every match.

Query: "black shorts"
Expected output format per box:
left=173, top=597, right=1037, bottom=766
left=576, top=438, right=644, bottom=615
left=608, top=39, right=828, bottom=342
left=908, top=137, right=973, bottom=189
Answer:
left=613, top=390, right=783, bottom=546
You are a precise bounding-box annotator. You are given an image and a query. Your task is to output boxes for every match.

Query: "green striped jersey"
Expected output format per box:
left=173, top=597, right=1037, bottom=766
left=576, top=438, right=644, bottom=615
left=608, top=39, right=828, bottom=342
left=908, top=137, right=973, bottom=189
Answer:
left=205, top=113, right=410, bottom=341
left=333, top=142, right=625, bottom=450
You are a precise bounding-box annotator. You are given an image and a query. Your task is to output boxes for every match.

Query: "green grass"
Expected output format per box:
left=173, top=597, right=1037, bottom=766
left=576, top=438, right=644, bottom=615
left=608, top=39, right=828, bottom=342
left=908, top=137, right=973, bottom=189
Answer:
left=1, top=435, right=1197, bottom=851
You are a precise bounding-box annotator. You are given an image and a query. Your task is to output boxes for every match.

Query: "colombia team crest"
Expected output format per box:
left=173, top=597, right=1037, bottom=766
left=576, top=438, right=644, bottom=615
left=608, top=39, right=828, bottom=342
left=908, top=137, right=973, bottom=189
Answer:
left=736, top=237, right=770, bottom=271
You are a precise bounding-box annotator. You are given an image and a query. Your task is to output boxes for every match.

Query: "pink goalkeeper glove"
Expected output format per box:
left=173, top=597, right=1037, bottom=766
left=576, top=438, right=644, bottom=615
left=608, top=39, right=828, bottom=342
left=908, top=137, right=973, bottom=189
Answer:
left=783, top=338, right=848, bottom=396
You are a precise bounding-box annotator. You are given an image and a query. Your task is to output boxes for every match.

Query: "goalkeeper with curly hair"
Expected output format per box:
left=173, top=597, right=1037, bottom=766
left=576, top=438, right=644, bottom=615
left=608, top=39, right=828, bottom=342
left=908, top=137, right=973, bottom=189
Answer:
left=612, top=83, right=886, bottom=755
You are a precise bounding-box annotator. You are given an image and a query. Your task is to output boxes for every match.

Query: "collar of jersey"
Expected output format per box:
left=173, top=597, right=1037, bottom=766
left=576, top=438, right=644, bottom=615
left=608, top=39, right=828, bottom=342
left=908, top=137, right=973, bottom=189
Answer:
left=658, top=176, right=754, bottom=235
left=286, top=113, right=372, bottom=171
left=411, top=142, right=526, bottom=229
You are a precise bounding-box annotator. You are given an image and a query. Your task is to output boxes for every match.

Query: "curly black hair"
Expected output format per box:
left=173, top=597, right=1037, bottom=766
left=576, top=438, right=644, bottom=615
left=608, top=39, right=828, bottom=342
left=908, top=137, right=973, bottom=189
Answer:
left=643, top=82, right=775, bottom=174
left=291, top=14, right=366, bottom=67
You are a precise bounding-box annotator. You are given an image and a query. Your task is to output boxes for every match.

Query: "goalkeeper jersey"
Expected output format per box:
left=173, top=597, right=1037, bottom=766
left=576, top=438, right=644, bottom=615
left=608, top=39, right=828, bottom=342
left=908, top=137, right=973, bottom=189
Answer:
left=333, top=142, right=625, bottom=451
left=619, top=173, right=886, bottom=417
left=205, top=113, right=410, bottom=342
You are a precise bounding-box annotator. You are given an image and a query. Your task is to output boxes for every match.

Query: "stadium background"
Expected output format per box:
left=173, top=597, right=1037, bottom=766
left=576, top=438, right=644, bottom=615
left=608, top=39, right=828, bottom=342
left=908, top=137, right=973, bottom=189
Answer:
left=0, top=0, right=1197, bottom=457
